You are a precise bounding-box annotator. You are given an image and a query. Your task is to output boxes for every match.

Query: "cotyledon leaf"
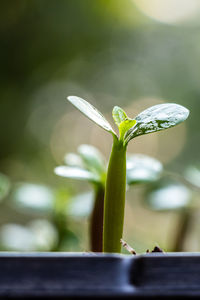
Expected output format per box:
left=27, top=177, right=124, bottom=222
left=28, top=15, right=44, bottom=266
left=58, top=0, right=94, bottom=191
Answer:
left=67, top=191, right=94, bottom=218
left=54, top=166, right=101, bottom=184
left=11, top=183, right=54, bottom=213
left=126, top=154, right=163, bottom=184
left=124, top=103, right=189, bottom=143
left=146, top=184, right=191, bottom=211
left=64, top=153, right=84, bottom=168
left=184, top=166, right=200, bottom=189
left=78, top=144, right=106, bottom=176
left=67, top=96, right=116, bottom=136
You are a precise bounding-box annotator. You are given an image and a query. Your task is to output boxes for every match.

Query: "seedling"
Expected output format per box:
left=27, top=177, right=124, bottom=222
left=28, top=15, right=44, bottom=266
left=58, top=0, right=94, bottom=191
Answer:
left=55, top=144, right=106, bottom=252
left=144, top=165, right=200, bottom=252
left=65, top=96, right=189, bottom=253
left=9, top=183, right=78, bottom=251
left=55, top=145, right=163, bottom=251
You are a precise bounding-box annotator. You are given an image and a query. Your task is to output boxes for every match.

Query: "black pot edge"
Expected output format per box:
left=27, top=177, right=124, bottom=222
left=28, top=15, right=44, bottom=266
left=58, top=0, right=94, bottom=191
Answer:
left=0, top=252, right=200, bottom=299
left=0, top=251, right=199, bottom=257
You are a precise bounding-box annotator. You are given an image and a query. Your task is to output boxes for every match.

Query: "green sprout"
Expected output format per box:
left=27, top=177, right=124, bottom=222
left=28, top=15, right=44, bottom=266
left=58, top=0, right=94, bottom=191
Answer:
left=62, top=96, right=189, bottom=253
left=9, top=183, right=78, bottom=251
left=55, top=145, right=163, bottom=252
left=55, top=144, right=106, bottom=252
left=144, top=165, right=200, bottom=252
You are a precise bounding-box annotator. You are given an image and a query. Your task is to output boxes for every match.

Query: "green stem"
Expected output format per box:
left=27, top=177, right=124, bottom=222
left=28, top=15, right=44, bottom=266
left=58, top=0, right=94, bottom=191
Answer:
left=103, top=136, right=127, bottom=253
left=172, top=208, right=192, bottom=252
left=90, top=186, right=104, bottom=252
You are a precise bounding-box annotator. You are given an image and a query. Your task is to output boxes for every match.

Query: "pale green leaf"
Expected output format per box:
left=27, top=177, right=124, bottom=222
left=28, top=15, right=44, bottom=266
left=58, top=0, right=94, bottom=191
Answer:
left=0, top=220, right=58, bottom=251
left=146, top=184, right=191, bottom=211
left=67, top=96, right=116, bottom=135
left=11, top=183, right=54, bottom=213
left=67, top=191, right=93, bottom=218
left=112, top=106, right=127, bottom=126
left=125, top=103, right=189, bottom=143
left=54, top=166, right=100, bottom=183
left=112, top=106, right=137, bottom=141
left=64, top=153, right=84, bottom=168
left=0, top=224, right=36, bottom=251
left=184, top=166, right=200, bottom=189
left=119, top=119, right=137, bottom=141
left=78, top=144, right=106, bottom=176
left=127, top=154, right=163, bottom=184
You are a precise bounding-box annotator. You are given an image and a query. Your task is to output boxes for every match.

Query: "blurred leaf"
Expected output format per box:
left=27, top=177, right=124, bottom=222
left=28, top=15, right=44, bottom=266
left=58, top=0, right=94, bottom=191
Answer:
left=64, top=153, right=84, bottom=168
left=127, top=154, right=163, bottom=184
left=67, top=191, right=94, bottom=218
left=29, top=219, right=58, bottom=251
left=125, top=103, right=189, bottom=142
left=67, top=96, right=116, bottom=135
left=55, top=165, right=101, bottom=184
left=0, top=220, right=58, bottom=251
left=0, top=224, right=35, bottom=251
left=184, top=166, right=200, bottom=189
left=11, top=183, right=54, bottom=214
left=78, top=144, right=106, bottom=177
left=0, top=173, right=10, bottom=201
left=146, top=183, right=191, bottom=211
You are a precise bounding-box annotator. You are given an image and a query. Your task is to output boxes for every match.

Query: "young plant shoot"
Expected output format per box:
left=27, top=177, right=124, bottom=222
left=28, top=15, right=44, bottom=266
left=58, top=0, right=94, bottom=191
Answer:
left=66, top=96, right=189, bottom=253
left=55, top=144, right=106, bottom=252
left=55, top=145, right=162, bottom=252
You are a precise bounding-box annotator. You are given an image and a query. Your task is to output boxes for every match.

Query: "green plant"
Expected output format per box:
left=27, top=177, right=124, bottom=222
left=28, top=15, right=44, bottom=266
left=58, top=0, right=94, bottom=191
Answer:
left=7, top=183, right=79, bottom=251
left=55, top=144, right=106, bottom=252
left=144, top=165, right=200, bottom=252
left=55, top=145, right=163, bottom=252
left=65, top=96, right=189, bottom=253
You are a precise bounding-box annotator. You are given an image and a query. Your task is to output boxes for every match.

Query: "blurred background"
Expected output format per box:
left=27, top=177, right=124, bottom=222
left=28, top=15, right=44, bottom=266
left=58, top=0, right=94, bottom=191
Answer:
left=0, top=0, right=199, bottom=253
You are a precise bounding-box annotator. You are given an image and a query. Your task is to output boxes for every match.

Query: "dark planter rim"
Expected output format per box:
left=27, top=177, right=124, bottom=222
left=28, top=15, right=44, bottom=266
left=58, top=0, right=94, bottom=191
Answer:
left=0, top=252, right=200, bottom=299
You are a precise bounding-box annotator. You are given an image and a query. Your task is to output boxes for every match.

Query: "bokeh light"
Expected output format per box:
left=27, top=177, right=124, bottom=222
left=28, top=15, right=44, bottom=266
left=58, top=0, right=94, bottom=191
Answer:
left=133, top=0, right=200, bottom=24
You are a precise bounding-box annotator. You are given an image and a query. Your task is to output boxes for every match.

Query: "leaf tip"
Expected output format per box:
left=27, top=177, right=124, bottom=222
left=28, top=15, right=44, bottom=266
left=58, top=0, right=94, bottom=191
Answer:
left=67, top=95, right=78, bottom=103
left=54, top=166, right=62, bottom=176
